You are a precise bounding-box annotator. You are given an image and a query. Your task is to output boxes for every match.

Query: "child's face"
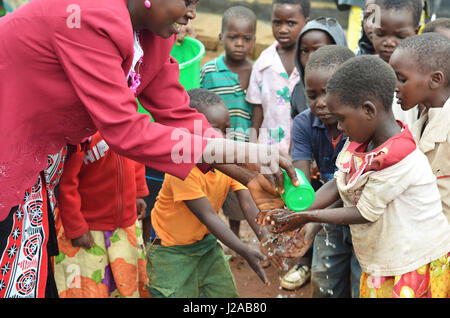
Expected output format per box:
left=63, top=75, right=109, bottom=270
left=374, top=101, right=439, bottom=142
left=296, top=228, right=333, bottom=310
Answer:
left=299, top=30, right=334, bottom=68
left=271, top=4, right=307, bottom=50
left=220, top=18, right=256, bottom=63
left=204, top=105, right=231, bottom=137
left=325, top=93, right=376, bottom=143
left=305, top=67, right=337, bottom=126
left=371, top=8, right=418, bottom=62
left=363, top=0, right=376, bottom=41
left=389, top=49, right=430, bottom=111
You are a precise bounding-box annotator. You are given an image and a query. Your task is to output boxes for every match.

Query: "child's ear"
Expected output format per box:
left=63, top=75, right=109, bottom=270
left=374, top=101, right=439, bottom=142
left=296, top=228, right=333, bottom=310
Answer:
left=429, top=71, right=446, bottom=90
left=361, top=100, right=377, bottom=120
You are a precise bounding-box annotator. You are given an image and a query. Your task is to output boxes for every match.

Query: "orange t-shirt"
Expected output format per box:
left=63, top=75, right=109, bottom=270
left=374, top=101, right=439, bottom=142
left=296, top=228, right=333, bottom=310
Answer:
left=151, top=167, right=247, bottom=246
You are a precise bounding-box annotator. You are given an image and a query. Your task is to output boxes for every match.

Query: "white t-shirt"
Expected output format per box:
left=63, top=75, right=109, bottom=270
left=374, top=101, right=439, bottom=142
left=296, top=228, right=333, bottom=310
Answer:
left=335, top=140, right=450, bottom=276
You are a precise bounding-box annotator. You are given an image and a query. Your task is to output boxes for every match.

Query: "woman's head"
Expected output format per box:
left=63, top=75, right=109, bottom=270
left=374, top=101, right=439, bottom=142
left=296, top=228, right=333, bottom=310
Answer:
left=325, top=56, right=397, bottom=143
left=127, top=0, right=199, bottom=38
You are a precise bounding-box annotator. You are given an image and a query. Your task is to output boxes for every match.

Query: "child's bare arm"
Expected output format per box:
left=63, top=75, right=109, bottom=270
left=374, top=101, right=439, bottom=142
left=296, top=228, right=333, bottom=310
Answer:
left=184, top=197, right=268, bottom=284
left=269, top=206, right=369, bottom=233
left=250, top=104, right=263, bottom=142
left=233, top=189, right=264, bottom=240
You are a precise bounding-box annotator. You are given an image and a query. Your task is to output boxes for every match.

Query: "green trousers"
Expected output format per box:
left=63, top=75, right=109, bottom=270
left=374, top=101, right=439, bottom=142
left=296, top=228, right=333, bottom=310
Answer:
left=147, top=234, right=239, bottom=298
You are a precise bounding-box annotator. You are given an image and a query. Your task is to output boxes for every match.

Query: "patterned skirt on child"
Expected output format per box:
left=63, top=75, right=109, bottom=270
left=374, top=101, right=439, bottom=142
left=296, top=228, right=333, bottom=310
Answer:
left=360, top=253, right=450, bottom=298
left=54, top=219, right=149, bottom=298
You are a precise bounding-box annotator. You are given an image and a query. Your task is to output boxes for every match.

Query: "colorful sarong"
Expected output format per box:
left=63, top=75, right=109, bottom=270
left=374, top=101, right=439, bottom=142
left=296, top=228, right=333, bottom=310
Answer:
left=54, top=220, right=149, bottom=298
left=360, top=253, right=450, bottom=298
left=0, top=148, right=66, bottom=298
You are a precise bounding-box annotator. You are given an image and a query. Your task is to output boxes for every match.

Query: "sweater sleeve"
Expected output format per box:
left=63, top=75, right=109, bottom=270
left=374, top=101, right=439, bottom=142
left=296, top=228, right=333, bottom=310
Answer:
left=135, top=162, right=149, bottom=198
left=51, top=9, right=209, bottom=181
left=57, top=150, right=90, bottom=240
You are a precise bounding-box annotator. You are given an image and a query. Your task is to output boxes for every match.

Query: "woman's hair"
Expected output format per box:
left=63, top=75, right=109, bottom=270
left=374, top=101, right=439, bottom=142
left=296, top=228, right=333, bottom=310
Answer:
left=326, top=55, right=396, bottom=111
left=188, top=88, right=226, bottom=112
left=272, top=0, right=311, bottom=18
left=221, top=6, right=257, bottom=33
left=305, top=45, right=355, bottom=75
left=374, top=0, right=423, bottom=28
left=397, top=33, right=450, bottom=87
left=422, top=18, right=450, bottom=34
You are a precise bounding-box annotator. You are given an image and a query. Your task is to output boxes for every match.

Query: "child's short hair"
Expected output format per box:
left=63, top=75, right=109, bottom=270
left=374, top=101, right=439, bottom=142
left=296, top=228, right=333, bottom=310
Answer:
left=374, top=0, right=423, bottom=28
left=305, top=45, right=355, bottom=75
left=326, top=55, right=396, bottom=111
left=188, top=88, right=226, bottom=112
left=221, top=6, right=257, bottom=33
left=422, top=18, right=450, bottom=34
left=272, top=0, right=311, bottom=18
left=397, top=33, right=450, bottom=87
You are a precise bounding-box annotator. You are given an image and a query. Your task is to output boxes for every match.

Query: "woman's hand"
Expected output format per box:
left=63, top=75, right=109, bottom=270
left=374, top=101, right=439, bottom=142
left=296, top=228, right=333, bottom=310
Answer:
left=71, top=231, right=95, bottom=249
left=204, top=140, right=298, bottom=193
left=246, top=174, right=285, bottom=223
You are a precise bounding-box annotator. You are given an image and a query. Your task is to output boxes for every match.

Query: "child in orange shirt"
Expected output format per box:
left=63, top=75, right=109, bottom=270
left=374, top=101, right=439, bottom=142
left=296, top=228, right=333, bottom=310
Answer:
left=147, top=89, right=268, bottom=298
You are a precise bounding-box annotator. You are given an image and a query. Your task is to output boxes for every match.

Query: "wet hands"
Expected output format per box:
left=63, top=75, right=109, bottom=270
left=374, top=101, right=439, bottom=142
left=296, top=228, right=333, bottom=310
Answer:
left=281, top=224, right=317, bottom=258
left=247, top=174, right=285, bottom=223
left=266, top=209, right=309, bottom=234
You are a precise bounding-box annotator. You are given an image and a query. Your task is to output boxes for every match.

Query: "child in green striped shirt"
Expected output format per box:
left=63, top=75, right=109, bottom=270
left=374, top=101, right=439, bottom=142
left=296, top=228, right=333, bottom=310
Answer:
left=200, top=6, right=257, bottom=239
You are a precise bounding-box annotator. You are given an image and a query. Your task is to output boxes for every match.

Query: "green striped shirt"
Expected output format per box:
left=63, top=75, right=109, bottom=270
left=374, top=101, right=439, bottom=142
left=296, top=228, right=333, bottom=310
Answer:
left=200, top=55, right=253, bottom=142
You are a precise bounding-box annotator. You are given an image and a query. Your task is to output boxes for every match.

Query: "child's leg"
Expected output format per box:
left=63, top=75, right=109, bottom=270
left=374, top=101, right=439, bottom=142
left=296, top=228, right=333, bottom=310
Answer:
left=107, top=220, right=149, bottom=298
left=311, top=224, right=361, bottom=298
left=198, top=242, right=239, bottom=298
left=146, top=234, right=235, bottom=298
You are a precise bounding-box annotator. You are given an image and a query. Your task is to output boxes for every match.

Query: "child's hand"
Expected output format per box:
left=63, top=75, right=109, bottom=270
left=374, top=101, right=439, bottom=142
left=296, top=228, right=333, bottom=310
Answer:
left=71, top=231, right=94, bottom=249
left=259, top=234, right=285, bottom=270
left=242, top=247, right=269, bottom=285
left=136, top=198, right=147, bottom=220
left=268, top=210, right=309, bottom=233
left=281, top=224, right=319, bottom=258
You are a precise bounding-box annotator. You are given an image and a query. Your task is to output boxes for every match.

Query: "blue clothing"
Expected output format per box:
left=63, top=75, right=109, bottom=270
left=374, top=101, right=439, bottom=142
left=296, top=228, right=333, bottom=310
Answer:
left=291, top=109, right=361, bottom=298
left=291, top=109, right=346, bottom=182
left=311, top=224, right=361, bottom=298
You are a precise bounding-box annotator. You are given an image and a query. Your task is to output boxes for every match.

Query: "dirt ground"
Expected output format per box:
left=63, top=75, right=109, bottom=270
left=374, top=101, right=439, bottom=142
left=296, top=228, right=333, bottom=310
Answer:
left=221, top=213, right=312, bottom=298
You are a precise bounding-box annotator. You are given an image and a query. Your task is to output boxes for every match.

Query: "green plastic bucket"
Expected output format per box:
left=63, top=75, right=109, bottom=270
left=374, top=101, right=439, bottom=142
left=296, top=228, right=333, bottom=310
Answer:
left=281, top=168, right=315, bottom=212
left=137, top=37, right=205, bottom=118
left=170, top=36, right=205, bottom=90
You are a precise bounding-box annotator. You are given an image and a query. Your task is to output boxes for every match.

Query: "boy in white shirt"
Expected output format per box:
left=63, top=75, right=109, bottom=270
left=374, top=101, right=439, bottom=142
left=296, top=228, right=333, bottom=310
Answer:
left=266, top=55, right=450, bottom=298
